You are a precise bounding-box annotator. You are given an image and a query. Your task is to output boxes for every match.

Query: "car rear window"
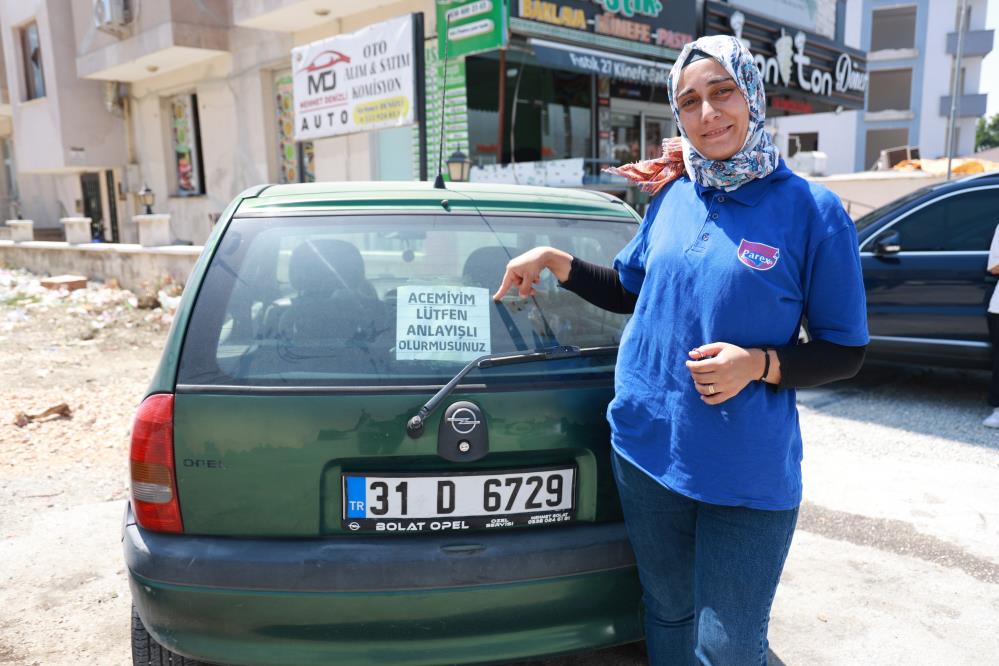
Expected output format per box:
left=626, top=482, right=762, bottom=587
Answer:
left=177, top=213, right=636, bottom=387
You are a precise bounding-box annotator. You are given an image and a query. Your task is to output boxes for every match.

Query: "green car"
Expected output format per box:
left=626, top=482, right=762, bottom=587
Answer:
left=125, top=181, right=644, bottom=666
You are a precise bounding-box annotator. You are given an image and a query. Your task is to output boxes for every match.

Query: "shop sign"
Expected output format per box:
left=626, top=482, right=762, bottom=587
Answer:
left=530, top=38, right=670, bottom=85
left=293, top=15, right=418, bottom=140
left=436, top=0, right=508, bottom=59
left=413, top=40, right=469, bottom=182
left=705, top=2, right=868, bottom=111
left=470, top=157, right=585, bottom=187
left=727, top=0, right=831, bottom=39
left=770, top=96, right=813, bottom=114
left=510, top=0, right=697, bottom=59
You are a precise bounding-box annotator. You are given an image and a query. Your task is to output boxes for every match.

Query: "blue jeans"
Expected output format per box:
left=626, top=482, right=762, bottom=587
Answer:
left=612, top=451, right=799, bottom=666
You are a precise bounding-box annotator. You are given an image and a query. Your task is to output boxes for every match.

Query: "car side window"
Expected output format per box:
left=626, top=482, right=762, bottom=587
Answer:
left=891, top=188, right=999, bottom=252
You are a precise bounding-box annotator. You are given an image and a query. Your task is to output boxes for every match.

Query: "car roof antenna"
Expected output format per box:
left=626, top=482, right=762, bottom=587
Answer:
left=433, top=14, right=451, bottom=189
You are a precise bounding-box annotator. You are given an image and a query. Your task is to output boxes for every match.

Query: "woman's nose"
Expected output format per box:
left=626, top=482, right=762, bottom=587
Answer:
left=700, top=100, right=721, bottom=122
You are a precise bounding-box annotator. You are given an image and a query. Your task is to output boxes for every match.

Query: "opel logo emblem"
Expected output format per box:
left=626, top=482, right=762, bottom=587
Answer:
left=447, top=407, right=480, bottom=435
left=348, top=522, right=360, bottom=531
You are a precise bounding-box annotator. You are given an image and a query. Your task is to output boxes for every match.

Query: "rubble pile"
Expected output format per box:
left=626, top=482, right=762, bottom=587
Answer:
left=0, top=267, right=183, bottom=336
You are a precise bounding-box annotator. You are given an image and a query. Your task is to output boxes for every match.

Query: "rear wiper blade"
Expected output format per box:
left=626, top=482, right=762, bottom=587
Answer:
left=405, top=345, right=618, bottom=438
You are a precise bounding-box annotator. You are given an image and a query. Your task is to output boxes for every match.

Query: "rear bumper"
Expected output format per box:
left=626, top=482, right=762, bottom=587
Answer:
left=123, top=504, right=642, bottom=665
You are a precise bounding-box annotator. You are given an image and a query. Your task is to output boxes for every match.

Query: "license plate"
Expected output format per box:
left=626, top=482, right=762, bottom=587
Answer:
left=342, top=466, right=575, bottom=533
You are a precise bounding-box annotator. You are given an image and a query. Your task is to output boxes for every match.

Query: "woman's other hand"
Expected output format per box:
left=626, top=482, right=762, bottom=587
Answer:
left=493, top=247, right=572, bottom=300
left=685, top=342, right=771, bottom=405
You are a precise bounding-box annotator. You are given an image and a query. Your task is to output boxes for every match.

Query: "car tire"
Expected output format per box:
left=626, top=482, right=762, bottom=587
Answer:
left=131, top=604, right=213, bottom=666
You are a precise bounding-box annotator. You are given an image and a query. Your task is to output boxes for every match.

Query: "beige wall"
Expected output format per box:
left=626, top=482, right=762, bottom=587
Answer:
left=809, top=172, right=945, bottom=219
left=71, top=0, right=232, bottom=61
left=0, top=239, right=201, bottom=290
left=1, top=0, right=127, bottom=173
left=127, top=24, right=293, bottom=243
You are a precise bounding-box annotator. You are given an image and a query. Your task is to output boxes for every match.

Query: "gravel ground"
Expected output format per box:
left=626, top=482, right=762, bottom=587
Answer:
left=1, top=266, right=997, bottom=665
left=0, top=269, right=173, bottom=665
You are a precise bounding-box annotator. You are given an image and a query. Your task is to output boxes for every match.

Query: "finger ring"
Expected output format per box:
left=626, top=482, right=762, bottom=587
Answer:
left=707, top=384, right=716, bottom=395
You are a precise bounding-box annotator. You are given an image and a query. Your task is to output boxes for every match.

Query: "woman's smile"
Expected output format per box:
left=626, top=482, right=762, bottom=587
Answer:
left=701, top=125, right=734, bottom=140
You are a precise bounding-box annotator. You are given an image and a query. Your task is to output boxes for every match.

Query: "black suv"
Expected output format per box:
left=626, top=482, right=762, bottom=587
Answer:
left=855, top=170, right=999, bottom=369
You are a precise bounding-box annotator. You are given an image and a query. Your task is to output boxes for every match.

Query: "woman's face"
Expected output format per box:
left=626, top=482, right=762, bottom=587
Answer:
left=674, top=58, right=750, bottom=161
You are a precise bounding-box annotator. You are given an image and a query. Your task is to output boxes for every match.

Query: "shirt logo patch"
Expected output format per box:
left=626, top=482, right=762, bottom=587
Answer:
left=737, top=239, right=780, bottom=271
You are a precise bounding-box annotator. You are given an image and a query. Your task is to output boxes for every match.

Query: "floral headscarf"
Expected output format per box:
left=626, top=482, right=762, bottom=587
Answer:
left=605, top=35, right=780, bottom=194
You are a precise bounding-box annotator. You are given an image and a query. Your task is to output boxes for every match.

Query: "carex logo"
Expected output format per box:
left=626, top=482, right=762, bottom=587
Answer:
left=447, top=407, right=480, bottom=435
left=737, top=239, right=780, bottom=271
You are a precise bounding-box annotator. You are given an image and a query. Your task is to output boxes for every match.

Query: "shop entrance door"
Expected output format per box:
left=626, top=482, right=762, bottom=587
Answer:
left=80, top=173, right=104, bottom=242
left=104, top=170, right=119, bottom=243
left=643, top=115, right=673, bottom=160
left=610, top=102, right=676, bottom=165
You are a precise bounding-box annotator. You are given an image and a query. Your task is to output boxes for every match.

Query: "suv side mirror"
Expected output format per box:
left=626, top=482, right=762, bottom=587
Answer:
left=874, top=230, right=901, bottom=256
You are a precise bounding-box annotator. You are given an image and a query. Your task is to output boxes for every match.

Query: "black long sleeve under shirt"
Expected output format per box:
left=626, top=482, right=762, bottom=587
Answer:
left=559, top=256, right=865, bottom=389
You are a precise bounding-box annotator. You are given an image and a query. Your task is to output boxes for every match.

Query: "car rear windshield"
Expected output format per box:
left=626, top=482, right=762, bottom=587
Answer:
left=177, top=213, right=636, bottom=387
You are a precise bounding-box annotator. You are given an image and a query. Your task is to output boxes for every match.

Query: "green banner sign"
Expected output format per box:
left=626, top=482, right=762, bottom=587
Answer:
left=414, top=40, right=469, bottom=181
left=436, top=0, right=508, bottom=59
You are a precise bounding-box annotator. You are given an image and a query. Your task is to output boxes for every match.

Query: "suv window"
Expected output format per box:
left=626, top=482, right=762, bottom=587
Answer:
left=854, top=184, right=936, bottom=232
left=178, top=214, right=636, bottom=387
left=877, top=188, right=999, bottom=252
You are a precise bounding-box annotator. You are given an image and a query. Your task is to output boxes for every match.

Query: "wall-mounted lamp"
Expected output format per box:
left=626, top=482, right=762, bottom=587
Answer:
left=446, top=149, right=471, bottom=183
left=138, top=183, right=155, bottom=215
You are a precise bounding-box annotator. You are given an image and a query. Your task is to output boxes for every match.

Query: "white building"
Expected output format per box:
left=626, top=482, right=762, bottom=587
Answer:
left=0, top=0, right=434, bottom=244
left=771, top=0, right=994, bottom=174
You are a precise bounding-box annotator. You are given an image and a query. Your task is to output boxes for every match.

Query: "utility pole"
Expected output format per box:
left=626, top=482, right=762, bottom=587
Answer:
left=945, top=0, right=969, bottom=180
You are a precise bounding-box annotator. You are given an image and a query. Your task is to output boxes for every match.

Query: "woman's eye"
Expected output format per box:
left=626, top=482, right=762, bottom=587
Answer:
left=681, top=98, right=696, bottom=108
left=715, top=87, right=733, bottom=96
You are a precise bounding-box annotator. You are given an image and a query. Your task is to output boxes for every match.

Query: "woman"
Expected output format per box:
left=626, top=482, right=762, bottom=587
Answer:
left=493, top=36, right=868, bottom=665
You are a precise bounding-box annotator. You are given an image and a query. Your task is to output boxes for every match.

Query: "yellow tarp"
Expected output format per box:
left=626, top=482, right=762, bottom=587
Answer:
left=893, top=158, right=999, bottom=176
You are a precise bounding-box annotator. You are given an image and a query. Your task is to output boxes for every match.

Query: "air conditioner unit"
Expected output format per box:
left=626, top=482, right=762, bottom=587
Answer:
left=876, top=145, right=920, bottom=170
left=94, top=0, right=134, bottom=35
left=787, top=151, right=828, bottom=176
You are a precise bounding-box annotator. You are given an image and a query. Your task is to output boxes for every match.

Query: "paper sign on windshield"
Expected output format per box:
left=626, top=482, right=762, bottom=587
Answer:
left=396, top=286, right=491, bottom=362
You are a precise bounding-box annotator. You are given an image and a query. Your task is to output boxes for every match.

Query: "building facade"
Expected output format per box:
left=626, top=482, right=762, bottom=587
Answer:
left=1, top=0, right=888, bottom=244
left=413, top=0, right=699, bottom=209
left=1, top=0, right=438, bottom=244
left=767, top=0, right=993, bottom=174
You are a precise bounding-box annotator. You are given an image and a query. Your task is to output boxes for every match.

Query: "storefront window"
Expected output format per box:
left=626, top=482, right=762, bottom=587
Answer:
left=274, top=71, right=315, bottom=184
left=169, top=94, right=205, bottom=196
left=466, top=56, right=591, bottom=166
left=610, top=112, right=673, bottom=164
left=20, top=22, right=45, bottom=101
left=611, top=112, right=641, bottom=164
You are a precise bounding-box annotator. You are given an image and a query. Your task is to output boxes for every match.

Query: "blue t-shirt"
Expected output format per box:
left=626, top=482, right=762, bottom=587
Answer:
left=610, top=160, right=869, bottom=510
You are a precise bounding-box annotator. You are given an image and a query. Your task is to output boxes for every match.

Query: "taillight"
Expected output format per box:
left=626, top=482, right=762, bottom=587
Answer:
left=130, top=394, right=183, bottom=533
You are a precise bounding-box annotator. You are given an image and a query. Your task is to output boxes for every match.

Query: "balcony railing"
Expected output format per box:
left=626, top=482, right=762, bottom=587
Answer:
left=946, top=29, right=995, bottom=57
left=938, top=94, right=988, bottom=118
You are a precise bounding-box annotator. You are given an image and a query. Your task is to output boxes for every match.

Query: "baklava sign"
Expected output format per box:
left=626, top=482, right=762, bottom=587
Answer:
left=293, top=14, right=416, bottom=140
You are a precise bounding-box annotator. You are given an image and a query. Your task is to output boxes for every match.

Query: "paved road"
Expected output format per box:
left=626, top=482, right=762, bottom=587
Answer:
left=524, top=364, right=999, bottom=665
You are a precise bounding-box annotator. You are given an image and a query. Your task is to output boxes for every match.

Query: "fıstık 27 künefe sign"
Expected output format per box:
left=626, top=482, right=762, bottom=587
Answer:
left=293, top=14, right=417, bottom=140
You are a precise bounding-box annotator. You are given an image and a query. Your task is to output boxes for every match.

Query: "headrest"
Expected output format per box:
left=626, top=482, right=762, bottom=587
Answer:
left=288, top=239, right=367, bottom=295
left=462, top=246, right=516, bottom=290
